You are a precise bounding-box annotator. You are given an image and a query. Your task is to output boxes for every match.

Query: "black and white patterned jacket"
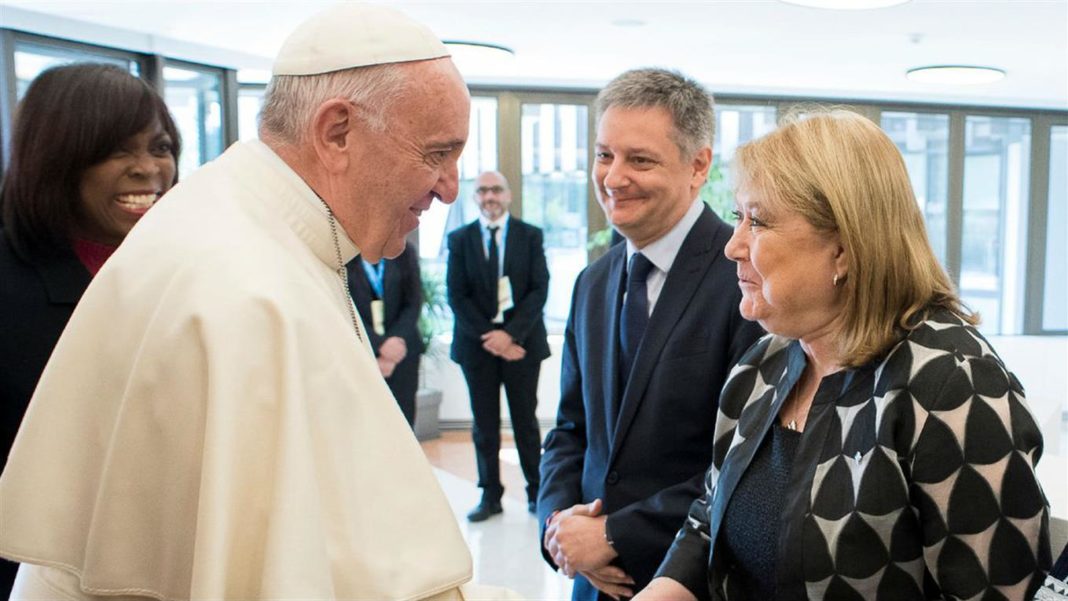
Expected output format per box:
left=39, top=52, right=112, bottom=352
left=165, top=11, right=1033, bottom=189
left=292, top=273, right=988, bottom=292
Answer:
left=657, top=309, right=1051, bottom=600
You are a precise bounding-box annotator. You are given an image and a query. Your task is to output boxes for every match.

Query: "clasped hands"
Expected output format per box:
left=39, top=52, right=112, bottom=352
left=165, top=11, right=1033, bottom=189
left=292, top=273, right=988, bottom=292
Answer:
left=481, top=329, right=526, bottom=361
left=376, top=336, right=407, bottom=378
left=544, top=499, right=636, bottom=600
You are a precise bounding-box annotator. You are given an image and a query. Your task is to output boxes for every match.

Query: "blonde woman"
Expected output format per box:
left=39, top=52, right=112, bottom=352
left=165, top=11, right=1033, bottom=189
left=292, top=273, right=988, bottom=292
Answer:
left=638, top=110, right=1050, bottom=601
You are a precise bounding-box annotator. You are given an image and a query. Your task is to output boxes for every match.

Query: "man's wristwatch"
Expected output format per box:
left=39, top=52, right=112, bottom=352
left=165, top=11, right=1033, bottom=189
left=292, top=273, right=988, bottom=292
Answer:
left=604, top=517, right=615, bottom=547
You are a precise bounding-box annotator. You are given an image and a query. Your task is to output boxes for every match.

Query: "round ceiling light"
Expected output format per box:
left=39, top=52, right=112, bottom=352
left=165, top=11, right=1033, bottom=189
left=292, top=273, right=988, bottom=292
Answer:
left=906, top=65, right=1006, bottom=85
left=780, top=0, right=910, bottom=8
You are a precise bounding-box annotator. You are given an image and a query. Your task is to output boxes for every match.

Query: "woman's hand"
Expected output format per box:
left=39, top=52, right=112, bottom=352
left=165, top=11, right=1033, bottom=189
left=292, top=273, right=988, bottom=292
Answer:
left=631, top=577, right=698, bottom=601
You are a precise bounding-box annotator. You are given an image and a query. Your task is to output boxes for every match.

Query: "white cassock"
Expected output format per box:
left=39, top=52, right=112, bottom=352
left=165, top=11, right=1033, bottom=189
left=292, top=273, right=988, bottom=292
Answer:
left=0, top=141, right=497, bottom=600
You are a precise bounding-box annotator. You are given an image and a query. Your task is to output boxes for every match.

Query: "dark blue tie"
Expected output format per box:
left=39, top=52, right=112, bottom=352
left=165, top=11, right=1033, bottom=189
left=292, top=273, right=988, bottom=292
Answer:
left=486, top=226, right=500, bottom=282
left=619, top=253, right=654, bottom=385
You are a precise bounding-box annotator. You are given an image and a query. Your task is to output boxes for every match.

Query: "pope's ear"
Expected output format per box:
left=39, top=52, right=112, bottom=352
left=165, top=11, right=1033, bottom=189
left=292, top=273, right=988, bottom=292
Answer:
left=309, top=98, right=354, bottom=173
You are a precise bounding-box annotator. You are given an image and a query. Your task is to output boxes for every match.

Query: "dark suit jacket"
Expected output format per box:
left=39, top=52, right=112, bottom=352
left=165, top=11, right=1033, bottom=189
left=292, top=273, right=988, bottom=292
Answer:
left=346, top=243, right=423, bottom=413
left=447, top=217, right=550, bottom=364
left=0, top=230, right=91, bottom=472
left=538, top=207, right=765, bottom=598
left=347, top=243, right=424, bottom=359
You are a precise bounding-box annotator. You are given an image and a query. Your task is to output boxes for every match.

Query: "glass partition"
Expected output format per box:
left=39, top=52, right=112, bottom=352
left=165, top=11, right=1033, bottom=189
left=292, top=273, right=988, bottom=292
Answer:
left=882, top=112, right=950, bottom=263
left=704, top=104, right=777, bottom=220
left=961, top=116, right=1031, bottom=334
left=14, top=42, right=137, bottom=99
left=1043, top=125, right=1067, bottom=331
left=520, top=102, right=590, bottom=332
left=237, top=86, right=265, bottom=141
left=163, top=64, right=224, bottom=176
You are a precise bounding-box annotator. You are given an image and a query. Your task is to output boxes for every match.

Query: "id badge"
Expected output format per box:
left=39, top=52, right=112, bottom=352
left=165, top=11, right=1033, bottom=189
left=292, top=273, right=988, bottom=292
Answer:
left=370, top=299, right=386, bottom=335
left=493, top=276, right=514, bottom=324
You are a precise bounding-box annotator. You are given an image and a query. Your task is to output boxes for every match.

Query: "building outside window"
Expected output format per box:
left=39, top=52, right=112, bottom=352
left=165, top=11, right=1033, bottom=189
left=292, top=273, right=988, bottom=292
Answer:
left=882, top=111, right=950, bottom=264
left=1043, top=125, right=1067, bottom=332
left=520, top=102, right=589, bottom=332
left=162, top=64, right=225, bottom=177
left=13, top=41, right=138, bottom=99
left=705, top=104, right=777, bottom=220
left=961, top=116, right=1031, bottom=334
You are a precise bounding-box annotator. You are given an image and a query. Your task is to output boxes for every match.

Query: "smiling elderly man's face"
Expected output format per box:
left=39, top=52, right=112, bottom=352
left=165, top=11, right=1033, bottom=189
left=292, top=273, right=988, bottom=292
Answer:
left=338, top=58, right=471, bottom=263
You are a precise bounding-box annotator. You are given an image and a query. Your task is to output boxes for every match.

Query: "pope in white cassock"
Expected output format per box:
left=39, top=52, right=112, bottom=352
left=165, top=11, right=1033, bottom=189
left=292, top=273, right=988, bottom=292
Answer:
left=0, top=4, right=519, bottom=600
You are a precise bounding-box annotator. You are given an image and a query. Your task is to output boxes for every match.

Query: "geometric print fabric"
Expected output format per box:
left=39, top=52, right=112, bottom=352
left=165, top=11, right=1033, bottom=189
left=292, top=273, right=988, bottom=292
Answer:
left=656, top=309, right=1051, bottom=600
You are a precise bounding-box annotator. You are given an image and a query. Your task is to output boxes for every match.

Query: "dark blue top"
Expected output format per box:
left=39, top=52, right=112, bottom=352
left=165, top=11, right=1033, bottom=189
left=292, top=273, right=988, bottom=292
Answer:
left=721, top=422, right=802, bottom=599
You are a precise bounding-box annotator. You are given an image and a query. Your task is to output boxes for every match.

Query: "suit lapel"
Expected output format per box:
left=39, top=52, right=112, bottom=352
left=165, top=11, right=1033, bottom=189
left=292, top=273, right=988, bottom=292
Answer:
left=609, top=209, right=728, bottom=461
left=502, top=217, right=518, bottom=279
left=465, top=222, right=496, bottom=314
left=603, top=246, right=627, bottom=439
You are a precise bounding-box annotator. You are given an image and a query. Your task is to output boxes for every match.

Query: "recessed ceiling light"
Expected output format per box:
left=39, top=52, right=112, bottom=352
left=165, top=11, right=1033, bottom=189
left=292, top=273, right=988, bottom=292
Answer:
left=780, top=0, right=910, bottom=9
left=611, top=18, right=647, bottom=27
left=906, top=65, right=1006, bottom=85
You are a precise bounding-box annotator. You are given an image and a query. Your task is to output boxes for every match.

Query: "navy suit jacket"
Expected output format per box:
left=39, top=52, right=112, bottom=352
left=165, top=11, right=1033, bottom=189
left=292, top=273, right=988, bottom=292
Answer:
left=538, top=207, right=764, bottom=598
left=447, top=217, right=550, bottom=364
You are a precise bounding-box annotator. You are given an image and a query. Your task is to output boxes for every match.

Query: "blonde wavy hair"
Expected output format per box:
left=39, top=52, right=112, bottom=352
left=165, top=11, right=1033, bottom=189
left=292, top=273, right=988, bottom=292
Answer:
left=732, top=108, right=975, bottom=366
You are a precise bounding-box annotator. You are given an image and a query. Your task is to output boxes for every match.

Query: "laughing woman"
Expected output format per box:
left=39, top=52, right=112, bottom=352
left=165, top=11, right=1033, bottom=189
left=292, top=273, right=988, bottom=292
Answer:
left=0, top=63, right=180, bottom=595
left=636, top=110, right=1050, bottom=601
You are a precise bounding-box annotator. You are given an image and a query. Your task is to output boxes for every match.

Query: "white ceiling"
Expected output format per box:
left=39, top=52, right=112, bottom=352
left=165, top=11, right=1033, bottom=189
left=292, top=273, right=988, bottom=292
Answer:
left=3, top=0, right=1067, bottom=109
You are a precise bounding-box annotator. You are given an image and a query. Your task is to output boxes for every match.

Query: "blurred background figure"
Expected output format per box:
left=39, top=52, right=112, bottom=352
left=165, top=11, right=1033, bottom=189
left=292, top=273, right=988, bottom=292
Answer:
left=640, top=110, right=1049, bottom=601
left=347, top=241, right=425, bottom=428
left=448, top=170, right=549, bottom=522
left=0, top=62, right=179, bottom=597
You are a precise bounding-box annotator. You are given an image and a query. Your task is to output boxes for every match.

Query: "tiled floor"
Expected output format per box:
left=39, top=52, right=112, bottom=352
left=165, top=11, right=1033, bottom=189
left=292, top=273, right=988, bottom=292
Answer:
left=422, top=431, right=573, bottom=601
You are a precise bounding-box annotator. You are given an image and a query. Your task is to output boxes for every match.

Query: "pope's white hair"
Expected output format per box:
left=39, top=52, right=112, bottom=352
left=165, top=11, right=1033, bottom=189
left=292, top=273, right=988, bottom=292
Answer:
left=259, top=63, right=408, bottom=144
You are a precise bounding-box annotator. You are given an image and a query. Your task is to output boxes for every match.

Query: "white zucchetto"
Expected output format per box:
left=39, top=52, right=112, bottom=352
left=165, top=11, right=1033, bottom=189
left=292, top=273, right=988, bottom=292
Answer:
left=272, top=2, right=450, bottom=76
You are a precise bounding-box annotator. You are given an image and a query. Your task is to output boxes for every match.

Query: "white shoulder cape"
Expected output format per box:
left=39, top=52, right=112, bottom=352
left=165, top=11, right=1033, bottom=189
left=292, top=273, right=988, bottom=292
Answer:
left=0, top=141, right=472, bottom=600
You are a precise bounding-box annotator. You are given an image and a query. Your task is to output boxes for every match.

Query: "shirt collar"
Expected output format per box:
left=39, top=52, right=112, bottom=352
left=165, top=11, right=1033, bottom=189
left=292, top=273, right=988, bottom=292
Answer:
left=626, top=197, right=704, bottom=274
left=479, top=213, right=509, bottom=230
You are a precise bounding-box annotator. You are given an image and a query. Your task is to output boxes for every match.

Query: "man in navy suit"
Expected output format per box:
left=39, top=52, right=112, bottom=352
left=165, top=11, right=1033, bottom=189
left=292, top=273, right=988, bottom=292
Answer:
left=538, top=69, right=764, bottom=599
left=346, top=242, right=423, bottom=427
left=447, top=170, right=550, bottom=522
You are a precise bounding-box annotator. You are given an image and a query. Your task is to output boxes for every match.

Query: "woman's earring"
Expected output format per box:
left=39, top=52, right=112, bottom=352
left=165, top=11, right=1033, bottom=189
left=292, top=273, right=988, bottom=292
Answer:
left=833, top=273, right=839, bottom=287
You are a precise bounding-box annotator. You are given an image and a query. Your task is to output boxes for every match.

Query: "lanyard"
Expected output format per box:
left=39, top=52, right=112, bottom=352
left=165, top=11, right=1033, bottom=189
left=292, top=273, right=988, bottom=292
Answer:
left=362, top=260, right=385, bottom=299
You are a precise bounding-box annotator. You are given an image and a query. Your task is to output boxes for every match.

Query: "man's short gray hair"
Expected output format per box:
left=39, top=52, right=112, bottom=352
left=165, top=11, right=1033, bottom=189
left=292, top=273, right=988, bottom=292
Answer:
left=259, top=63, right=408, bottom=144
left=595, top=68, right=715, bottom=158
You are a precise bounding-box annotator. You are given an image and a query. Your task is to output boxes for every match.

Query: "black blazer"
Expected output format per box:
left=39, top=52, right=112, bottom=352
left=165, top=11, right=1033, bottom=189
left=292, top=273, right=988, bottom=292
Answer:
left=446, top=217, right=550, bottom=364
left=538, top=207, right=765, bottom=597
left=346, top=243, right=423, bottom=358
left=0, top=230, right=91, bottom=472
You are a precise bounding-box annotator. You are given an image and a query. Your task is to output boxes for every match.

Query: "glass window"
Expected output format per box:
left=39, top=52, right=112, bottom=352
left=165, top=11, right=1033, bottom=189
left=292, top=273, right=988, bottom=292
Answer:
left=163, top=65, right=224, bottom=177
left=1043, top=125, right=1068, bottom=332
left=702, top=104, right=777, bottom=220
left=520, top=103, right=590, bottom=333
left=881, top=112, right=950, bottom=263
left=14, top=42, right=137, bottom=99
left=961, top=116, right=1031, bottom=334
left=237, top=86, right=265, bottom=141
